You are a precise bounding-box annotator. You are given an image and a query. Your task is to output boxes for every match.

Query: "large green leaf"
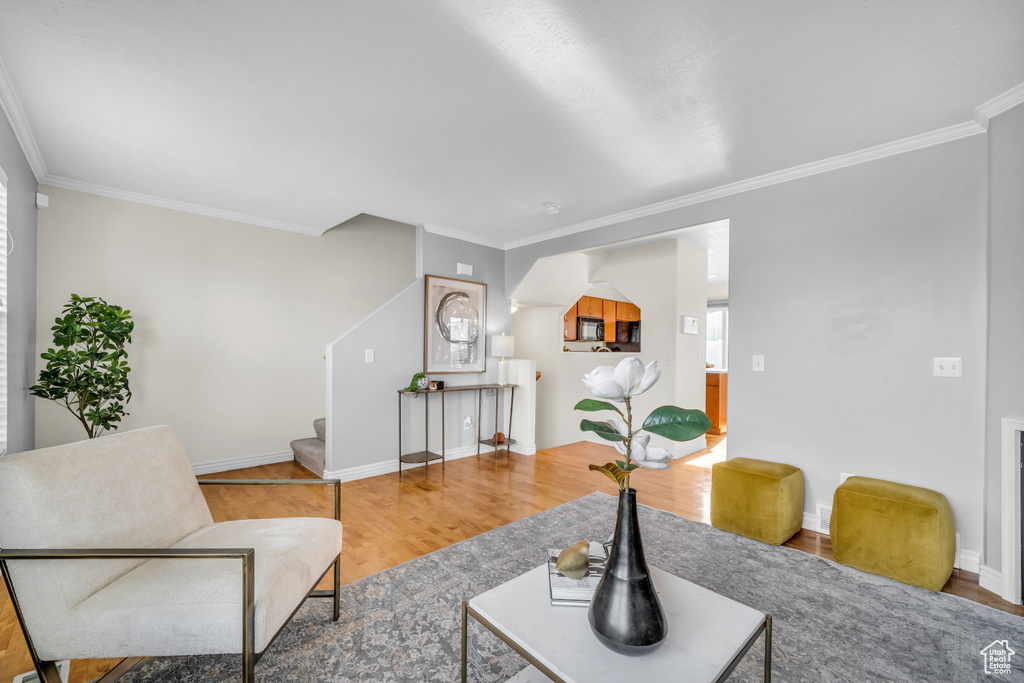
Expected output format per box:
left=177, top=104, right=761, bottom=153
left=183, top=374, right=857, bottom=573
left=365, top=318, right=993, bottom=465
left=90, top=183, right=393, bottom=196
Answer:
left=641, top=406, right=712, bottom=441
left=573, top=399, right=622, bottom=414
left=579, top=419, right=627, bottom=442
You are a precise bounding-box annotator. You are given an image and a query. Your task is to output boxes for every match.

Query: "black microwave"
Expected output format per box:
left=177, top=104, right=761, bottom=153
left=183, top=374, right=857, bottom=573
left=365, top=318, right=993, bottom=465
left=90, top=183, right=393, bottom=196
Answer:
left=578, top=317, right=604, bottom=341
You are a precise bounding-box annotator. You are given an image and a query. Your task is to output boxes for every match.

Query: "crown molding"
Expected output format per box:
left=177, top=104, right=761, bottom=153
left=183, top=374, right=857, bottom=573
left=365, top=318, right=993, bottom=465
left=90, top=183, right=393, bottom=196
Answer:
left=975, top=82, right=1024, bottom=123
left=421, top=221, right=505, bottom=249
left=0, top=54, right=46, bottom=180
left=42, top=175, right=326, bottom=236
left=503, top=119, right=986, bottom=250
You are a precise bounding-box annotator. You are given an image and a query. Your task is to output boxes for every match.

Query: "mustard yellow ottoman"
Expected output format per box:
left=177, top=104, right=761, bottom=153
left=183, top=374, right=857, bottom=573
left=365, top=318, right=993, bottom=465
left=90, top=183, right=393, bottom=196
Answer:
left=711, top=457, right=804, bottom=545
left=831, top=476, right=955, bottom=591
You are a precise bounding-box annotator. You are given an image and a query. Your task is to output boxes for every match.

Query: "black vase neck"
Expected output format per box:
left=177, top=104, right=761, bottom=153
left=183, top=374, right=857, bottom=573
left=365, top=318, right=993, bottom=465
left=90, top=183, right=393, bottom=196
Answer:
left=607, top=488, right=649, bottom=580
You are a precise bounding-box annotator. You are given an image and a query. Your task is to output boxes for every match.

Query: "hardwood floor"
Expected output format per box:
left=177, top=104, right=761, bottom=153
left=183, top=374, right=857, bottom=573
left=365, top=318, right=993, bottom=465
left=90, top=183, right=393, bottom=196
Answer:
left=1, top=435, right=1020, bottom=681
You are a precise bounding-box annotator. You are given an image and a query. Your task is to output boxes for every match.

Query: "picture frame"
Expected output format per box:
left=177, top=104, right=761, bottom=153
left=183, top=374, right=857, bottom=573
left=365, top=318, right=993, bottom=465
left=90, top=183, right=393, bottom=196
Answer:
left=424, top=275, right=487, bottom=374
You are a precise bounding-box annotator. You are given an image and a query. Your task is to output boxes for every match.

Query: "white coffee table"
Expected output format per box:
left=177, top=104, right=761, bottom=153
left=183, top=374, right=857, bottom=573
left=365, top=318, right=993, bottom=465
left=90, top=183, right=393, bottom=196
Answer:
left=461, top=565, right=771, bottom=683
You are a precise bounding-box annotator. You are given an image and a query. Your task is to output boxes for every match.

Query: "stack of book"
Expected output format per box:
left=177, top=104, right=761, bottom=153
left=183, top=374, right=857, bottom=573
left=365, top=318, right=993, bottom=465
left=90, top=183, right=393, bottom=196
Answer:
left=546, top=542, right=606, bottom=606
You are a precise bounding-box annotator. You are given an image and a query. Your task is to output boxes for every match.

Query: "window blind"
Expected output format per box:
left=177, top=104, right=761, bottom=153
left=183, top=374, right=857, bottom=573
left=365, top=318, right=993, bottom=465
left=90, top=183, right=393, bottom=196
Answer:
left=0, top=163, right=8, bottom=455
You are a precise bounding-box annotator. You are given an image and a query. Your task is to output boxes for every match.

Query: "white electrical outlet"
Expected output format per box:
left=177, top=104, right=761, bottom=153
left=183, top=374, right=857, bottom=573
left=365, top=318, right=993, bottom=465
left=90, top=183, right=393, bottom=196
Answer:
left=932, top=357, right=962, bottom=377
left=364, top=349, right=374, bottom=363
left=463, top=415, right=474, bottom=429
left=753, top=355, right=765, bottom=372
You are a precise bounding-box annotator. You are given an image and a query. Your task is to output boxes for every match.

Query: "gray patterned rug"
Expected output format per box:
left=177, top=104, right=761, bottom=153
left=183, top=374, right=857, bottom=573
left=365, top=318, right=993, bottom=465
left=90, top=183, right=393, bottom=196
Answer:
left=114, top=492, right=1023, bottom=682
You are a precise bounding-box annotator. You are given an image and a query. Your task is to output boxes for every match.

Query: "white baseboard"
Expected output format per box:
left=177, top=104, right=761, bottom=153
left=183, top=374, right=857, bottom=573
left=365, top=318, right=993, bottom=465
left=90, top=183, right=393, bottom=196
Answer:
left=509, top=442, right=536, bottom=456
left=979, top=564, right=1004, bottom=595
left=671, top=436, right=707, bottom=459
left=191, top=450, right=293, bottom=475
left=959, top=549, right=981, bottom=574
left=802, top=512, right=819, bottom=532
left=326, top=443, right=512, bottom=482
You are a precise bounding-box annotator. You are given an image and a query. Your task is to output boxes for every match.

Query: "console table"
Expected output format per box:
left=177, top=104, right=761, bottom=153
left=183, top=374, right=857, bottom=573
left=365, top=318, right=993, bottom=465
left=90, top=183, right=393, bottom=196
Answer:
left=397, top=383, right=517, bottom=476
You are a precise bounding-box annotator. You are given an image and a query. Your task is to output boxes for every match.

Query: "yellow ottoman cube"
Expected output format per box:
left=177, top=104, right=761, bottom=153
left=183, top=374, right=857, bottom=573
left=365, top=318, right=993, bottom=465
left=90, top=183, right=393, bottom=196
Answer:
left=711, top=457, right=804, bottom=545
left=831, top=476, right=955, bottom=591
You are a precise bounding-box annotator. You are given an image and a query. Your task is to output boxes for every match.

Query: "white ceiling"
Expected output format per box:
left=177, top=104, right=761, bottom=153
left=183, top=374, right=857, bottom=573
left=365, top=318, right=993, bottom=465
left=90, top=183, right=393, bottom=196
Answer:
left=1, top=1, right=1022, bottom=247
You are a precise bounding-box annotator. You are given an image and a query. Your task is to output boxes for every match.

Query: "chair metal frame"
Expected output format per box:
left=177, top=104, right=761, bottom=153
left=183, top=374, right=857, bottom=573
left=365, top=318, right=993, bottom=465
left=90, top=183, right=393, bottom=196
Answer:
left=0, top=478, right=342, bottom=683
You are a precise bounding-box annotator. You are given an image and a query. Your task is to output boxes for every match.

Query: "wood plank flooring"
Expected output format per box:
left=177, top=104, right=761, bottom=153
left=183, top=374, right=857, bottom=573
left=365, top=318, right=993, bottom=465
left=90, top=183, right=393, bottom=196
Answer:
left=1, top=435, right=1020, bottom=681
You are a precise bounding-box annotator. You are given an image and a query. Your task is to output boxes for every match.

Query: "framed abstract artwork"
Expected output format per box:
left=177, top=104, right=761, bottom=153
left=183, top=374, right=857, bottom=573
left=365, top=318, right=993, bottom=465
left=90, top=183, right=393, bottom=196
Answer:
left=424, top=275, right=487, bottom=373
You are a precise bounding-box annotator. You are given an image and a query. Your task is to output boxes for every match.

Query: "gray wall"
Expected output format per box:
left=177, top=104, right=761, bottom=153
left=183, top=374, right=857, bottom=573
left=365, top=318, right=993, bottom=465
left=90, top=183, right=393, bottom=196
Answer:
left=35, top=191, right=416, bottom=465
left=985, top=102, right=1024, bottom=568
left=0, top=107, right=37, bottom=454
left=327, top=229, right=510, bottom=475
left=507, top=134, right=990, bottom=556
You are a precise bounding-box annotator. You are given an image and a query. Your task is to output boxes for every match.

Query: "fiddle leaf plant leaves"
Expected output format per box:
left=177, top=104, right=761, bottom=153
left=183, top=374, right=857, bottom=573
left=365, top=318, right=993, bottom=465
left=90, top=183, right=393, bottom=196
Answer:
left=30, top=294, right=134, bottom=439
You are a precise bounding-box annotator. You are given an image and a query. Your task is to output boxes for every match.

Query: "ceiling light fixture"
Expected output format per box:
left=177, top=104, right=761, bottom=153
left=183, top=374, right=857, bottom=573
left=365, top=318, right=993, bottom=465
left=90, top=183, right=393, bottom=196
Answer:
left=542, top=202, right=561, bottom=215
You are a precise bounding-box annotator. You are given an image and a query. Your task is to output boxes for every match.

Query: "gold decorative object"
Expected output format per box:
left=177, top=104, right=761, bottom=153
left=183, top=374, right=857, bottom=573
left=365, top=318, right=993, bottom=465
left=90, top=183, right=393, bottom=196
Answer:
left=492, top=432, right=505, bottom=444
left=555, top=539, right=591, bottom=580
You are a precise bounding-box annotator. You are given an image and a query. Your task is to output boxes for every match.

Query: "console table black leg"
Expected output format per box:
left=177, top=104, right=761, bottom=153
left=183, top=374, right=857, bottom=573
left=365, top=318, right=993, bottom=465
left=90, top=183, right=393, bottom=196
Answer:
left=507, top=387, right=515, bottom=455
left=398, top=394, right=403, bottom=477
left=493, top=389, right=499, bottom=458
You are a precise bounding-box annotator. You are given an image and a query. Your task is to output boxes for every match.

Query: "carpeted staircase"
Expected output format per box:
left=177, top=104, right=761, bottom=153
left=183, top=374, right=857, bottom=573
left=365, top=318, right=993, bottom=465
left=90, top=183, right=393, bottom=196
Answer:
left=290, top=418, right=325, bottom=476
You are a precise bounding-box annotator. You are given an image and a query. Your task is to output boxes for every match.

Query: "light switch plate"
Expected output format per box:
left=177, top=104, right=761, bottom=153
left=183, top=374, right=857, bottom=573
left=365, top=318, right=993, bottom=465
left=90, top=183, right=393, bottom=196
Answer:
left=933, top=357, right=962, bottom=377
left=682, top=316, right=699, bottom=335
left=753, top=355, right=764, bottom=372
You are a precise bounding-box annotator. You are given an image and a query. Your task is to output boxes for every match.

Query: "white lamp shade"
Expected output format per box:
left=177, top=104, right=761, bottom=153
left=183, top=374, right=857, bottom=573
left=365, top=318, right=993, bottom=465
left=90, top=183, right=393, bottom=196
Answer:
left=491, top=335, right=515, bottom=358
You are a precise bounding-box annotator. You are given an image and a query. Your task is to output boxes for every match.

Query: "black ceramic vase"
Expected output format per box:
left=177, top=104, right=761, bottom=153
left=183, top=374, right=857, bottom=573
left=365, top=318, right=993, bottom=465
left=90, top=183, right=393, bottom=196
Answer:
left=588, top=488, right=668, bottom=656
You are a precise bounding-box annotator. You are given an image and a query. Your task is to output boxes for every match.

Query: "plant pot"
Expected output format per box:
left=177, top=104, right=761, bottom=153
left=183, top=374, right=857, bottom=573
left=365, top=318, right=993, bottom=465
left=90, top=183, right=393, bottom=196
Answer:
left=588, top=488, right=668, bottom=656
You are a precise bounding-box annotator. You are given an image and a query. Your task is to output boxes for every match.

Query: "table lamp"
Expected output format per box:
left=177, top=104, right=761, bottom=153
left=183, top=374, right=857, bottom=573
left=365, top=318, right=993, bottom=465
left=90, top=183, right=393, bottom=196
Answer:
left=490, top=334, right=515, bottom=385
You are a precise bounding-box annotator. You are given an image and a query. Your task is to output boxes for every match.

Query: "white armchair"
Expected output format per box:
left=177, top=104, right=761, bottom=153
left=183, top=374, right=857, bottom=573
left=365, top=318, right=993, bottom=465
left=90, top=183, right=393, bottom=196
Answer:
left=0, top=425, right=342, bottom=683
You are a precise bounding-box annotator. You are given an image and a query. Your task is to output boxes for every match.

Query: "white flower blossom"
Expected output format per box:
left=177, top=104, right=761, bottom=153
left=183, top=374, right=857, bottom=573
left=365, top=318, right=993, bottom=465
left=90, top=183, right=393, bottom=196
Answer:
left=614, top=432, right=672, bottom=470
left=582, top=357, right=661, bottom=403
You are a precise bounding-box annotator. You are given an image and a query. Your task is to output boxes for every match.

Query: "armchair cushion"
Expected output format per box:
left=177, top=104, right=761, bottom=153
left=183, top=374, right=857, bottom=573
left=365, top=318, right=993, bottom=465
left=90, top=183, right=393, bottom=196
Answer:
left=56, top=517, right=342, bottom=659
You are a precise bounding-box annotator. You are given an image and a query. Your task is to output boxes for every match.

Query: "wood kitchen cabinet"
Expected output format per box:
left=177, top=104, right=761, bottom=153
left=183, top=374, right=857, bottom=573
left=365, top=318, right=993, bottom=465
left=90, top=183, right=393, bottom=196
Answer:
left=577, top=296, right=602, bottom=318
left=563, top=302, right=578, bottom=341
left=706, top=372, right=727, bottom=435
left=602, top=299, right=617, bottom=342
left=616, top=301, right=640, bottom=322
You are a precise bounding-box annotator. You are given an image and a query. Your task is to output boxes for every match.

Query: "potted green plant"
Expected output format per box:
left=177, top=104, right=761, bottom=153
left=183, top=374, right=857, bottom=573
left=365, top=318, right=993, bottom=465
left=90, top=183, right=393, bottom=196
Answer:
left=30, top=294, right=134, bottom=439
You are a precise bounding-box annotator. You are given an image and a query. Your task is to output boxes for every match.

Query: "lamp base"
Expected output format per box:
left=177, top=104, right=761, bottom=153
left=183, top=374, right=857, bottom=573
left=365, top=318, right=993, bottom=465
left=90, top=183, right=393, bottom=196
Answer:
left=497, top=360, right=508, bottom=385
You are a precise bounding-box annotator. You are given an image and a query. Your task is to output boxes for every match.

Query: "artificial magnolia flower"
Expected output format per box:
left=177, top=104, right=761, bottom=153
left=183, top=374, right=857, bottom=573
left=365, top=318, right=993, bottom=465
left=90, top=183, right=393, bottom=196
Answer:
left=614, top=432, right=672, bottom=470
left=576, top=355, right=710, bottom=491
left=582, top=357, right=661, bottom=403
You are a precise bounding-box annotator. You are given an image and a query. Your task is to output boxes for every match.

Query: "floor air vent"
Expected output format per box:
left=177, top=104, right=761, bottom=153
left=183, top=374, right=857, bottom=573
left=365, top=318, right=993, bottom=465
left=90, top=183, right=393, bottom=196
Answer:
left=14, top=661, right=70, bottom=683
left=815, top=503, right=833, bottom=535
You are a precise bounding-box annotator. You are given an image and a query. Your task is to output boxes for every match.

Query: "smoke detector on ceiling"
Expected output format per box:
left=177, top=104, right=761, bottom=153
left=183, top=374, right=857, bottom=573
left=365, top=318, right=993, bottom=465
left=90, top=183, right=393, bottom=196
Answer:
left=542, top=202, right=561, bottom=215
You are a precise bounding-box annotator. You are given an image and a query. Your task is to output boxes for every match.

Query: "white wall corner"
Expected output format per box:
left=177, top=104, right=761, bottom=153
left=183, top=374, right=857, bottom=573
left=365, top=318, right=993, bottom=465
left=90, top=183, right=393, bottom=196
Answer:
left=191, top=450, right=294, bottom=476
left=999, top=417, right=1024, bottom=605
left=958, top=549, right=981, bottom=574
left=975, top=81, right=1024, bottom=125
left=509, top=442, right=537, bottom=456
left=979, top=564, right=1004, bottom=596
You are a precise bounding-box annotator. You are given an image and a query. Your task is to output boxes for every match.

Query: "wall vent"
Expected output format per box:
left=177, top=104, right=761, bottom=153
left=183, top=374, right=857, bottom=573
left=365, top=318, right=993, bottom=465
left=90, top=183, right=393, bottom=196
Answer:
left=815, top=502, right=833, bottom=535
